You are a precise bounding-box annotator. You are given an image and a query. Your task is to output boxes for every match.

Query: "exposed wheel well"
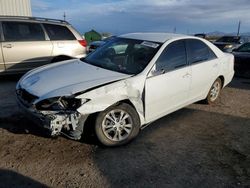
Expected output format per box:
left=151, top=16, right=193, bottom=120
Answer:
left=81, top=112, right=98, bottom=144
left=110, top=99, right=142, bottom=125
left=218, top=75, right=225, bottom=88
left=115, top=99, right=137, bottom=109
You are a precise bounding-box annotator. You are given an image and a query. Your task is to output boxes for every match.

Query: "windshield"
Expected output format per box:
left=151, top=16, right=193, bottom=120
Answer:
left=236, top=43, right=250, bottom=52
left=82, top=37, right=162, bottom=75
left=216, top=36, right=240, bottom=43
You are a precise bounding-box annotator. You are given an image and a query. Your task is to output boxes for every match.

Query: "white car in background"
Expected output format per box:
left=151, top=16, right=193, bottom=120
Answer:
left=16, top=33, right=234, bottom=146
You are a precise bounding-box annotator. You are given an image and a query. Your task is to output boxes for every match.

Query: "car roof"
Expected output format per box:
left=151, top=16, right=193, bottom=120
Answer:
left=120, top=32, right=186, bottom=43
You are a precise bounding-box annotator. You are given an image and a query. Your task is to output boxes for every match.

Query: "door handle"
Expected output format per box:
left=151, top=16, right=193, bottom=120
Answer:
left=3, top=44, right=13, bottom=48
left=182, top=72, right=191, bottom=78
left=213, top=63, right=218, bottom=68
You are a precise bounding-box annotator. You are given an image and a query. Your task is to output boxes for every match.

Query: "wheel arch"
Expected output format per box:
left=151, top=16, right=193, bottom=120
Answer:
left=80, top=98, right=144, bottom=130
left=218, top=75, right=225, bottom=88
left=81, top=98, right=143, bottom=143
left=115, top=99, right=137, bottom=109
left=102, top=99, right=143, bottom=124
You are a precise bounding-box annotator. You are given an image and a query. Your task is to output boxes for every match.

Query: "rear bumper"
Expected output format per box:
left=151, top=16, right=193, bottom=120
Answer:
left=224, top=70, right=235, bottom=87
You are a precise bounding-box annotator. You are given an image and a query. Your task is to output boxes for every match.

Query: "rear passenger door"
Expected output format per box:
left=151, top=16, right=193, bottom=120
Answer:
left=186, top=39, right=219, bottom=101
left=1, top=21, right=53, bottom=72
left=43, top=24, right=81, bottom=58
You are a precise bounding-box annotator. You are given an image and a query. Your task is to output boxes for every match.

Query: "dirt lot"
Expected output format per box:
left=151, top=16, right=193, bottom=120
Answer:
left=0, top=75, right=250, bottom=188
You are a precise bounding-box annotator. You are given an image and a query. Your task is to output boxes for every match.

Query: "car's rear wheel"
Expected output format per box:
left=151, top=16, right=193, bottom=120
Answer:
left=95, top=103, right=140, bottom=146
left=205, top=78, right=222, bottom=104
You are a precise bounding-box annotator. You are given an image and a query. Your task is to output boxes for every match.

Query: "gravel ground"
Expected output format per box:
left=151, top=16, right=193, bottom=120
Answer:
left=0, top=75, right=249, bottom=188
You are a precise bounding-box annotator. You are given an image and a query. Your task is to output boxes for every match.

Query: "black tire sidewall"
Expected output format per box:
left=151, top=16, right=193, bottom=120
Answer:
left=95, top=103, right=140, bottom=146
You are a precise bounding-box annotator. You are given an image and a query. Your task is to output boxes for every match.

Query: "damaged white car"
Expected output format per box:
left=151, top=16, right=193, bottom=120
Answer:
left=16, top=33, right=234, bottom=146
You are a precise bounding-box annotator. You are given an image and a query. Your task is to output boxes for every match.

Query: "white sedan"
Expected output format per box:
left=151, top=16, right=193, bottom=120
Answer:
left=16, top=33, right=234, bottom=146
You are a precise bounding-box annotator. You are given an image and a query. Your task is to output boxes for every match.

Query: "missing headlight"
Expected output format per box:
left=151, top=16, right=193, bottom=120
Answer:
left=60, top=97, right=82, bottom=110
left=36, top=97, right=89, bottom=111
left=36, top=97, right=65, bottom=111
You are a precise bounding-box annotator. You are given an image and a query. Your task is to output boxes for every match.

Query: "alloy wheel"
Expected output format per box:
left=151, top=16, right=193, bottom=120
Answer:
left=210, top=81, right=221, bottom=101
left=101, top=109, right=133, bottom=142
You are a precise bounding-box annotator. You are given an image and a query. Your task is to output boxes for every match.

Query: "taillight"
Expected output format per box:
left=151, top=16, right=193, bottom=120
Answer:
left=78, top=40, right=87, bottom=47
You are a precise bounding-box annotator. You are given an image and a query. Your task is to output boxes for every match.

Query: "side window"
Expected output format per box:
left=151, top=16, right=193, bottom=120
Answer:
left=155, top=40, right=187, bottom=72
left=186, top=39, right=217, bottom=64
left=2, top=22, right=45, bottom=42
left=43, top=24, right=76, bottom=40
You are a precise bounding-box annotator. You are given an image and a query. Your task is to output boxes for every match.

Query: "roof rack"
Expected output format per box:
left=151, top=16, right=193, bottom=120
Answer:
left=0, top=15, right=69, bottom=24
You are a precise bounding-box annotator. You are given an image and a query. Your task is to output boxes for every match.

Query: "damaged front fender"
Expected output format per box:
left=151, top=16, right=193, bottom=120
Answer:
left=17, top=75, right=146, bottom=140
left=76, top=76, right=146, bottom=125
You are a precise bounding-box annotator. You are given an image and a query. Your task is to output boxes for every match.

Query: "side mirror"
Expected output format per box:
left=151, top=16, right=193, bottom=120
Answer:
left=151, top=69, right=165, bottom=76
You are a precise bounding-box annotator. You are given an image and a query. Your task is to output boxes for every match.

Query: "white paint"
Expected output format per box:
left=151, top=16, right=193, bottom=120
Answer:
left=145, top=66, right=191, bottom=122
left=18, top=59, right=131, bottom=100
left=121, top=32, right=185, bottom=43
left=17, top=33, right=235, bottom=130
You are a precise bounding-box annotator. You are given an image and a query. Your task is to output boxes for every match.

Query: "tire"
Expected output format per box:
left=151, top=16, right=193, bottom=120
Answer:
left=205, top=78, right=222, bottom=104
left=95, top=103, right=140, bottom=146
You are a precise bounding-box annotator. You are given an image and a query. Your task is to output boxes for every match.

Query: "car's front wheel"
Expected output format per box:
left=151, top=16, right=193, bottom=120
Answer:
left=95, top=103, right=140, bottom=146
left=205, top=78, right=222, bottom=104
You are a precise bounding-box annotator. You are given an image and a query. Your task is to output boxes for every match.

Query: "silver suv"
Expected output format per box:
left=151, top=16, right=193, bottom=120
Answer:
left=0, top=16, right=87, bottom=74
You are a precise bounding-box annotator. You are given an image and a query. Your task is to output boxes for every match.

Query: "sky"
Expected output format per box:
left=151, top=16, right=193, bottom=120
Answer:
left=31, top=0, right=250, bottom=35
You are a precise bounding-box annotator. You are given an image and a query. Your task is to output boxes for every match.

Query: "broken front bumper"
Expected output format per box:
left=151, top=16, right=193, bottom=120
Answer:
left=16, top=96, right=86, bottom=139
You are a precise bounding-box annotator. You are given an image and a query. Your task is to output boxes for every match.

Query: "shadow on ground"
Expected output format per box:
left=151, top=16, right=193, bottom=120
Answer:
left=0, top=169, right=48, bottom=188
left=0, top=74, right=23, bottom=82
left=228, top=76, right=250, bottom=90
left=93, top=108, right=250, bottom=188
left=0, top=111, right=100, bottom=145
left=0, top=75, right=250, bottom=187
left=0, top=113, right=54, bottom=138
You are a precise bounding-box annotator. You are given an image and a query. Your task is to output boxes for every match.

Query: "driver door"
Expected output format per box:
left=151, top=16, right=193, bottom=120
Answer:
left=145, top=40, right=191, bottom=122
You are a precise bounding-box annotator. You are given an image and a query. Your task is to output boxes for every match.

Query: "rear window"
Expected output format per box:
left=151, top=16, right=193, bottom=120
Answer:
left=2, top=21, right=45, bottom=42
left=186, top=39, right=217, bottom=64
left=43, top=24, right=76, bottom=40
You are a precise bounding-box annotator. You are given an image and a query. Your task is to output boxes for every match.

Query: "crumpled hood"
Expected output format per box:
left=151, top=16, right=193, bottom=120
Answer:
left=18, top=59, right=131, bottom=100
